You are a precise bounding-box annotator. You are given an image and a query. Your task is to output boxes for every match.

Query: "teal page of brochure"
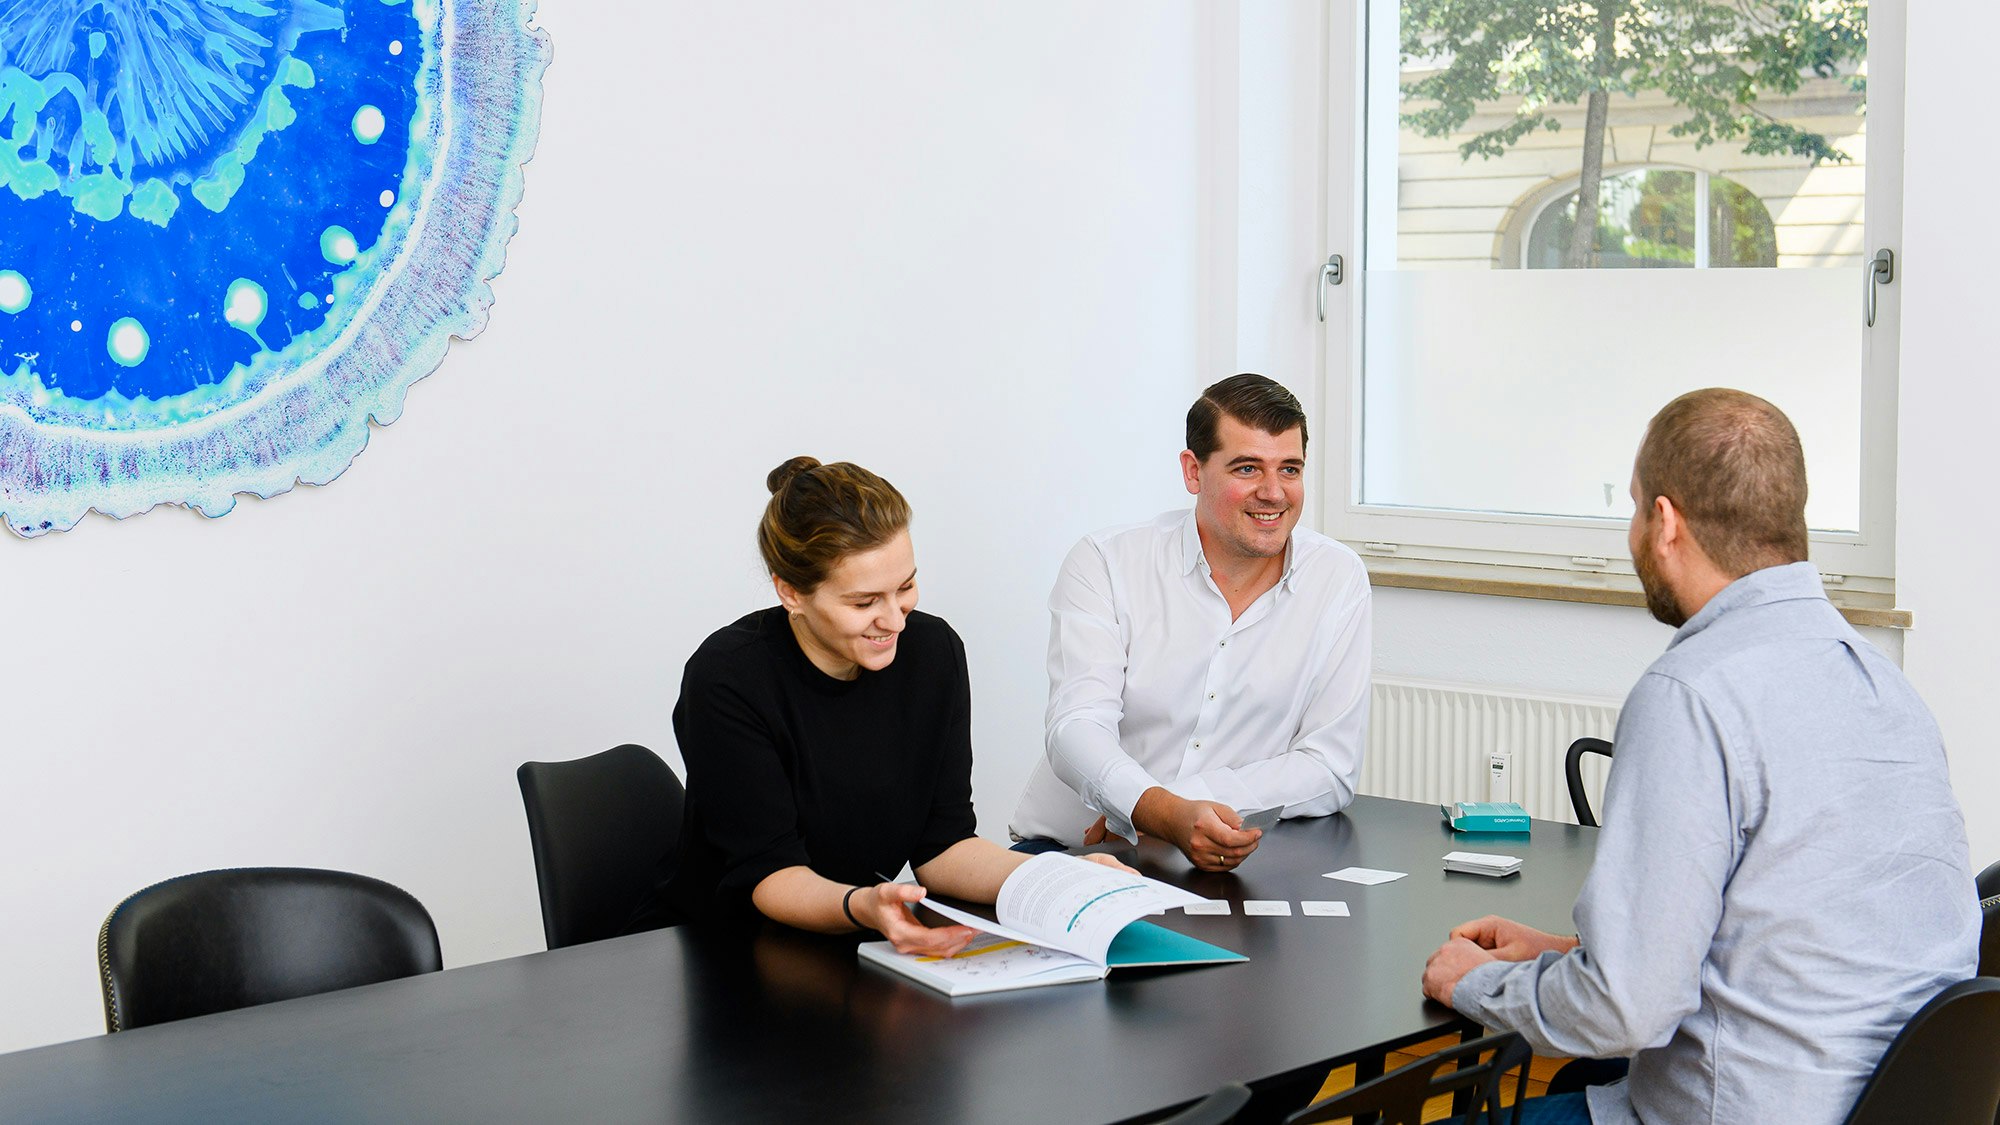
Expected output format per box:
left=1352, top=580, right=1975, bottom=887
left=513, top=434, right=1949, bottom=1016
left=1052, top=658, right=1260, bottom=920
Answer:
left=1105, top=921, right=1245, bottom=968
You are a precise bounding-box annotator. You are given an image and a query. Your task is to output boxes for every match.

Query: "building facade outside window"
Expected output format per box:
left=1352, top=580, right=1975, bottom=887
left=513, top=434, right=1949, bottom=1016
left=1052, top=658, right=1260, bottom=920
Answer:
left=1520, top=168, right=1779, bottom=271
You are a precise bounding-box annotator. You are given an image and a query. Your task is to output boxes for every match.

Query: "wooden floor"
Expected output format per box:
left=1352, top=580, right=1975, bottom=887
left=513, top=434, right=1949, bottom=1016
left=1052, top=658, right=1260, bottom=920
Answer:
left=1305, top=1034, right=1568, bottom=1122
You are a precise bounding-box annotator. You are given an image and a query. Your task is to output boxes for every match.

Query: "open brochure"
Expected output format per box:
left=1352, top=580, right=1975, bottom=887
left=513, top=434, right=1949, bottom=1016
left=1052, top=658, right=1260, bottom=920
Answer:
left=856, top=852, right=1246, bottom=996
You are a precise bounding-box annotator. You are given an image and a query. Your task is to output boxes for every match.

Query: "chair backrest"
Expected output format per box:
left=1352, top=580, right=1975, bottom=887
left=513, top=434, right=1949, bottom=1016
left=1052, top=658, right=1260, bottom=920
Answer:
left=517, top=743, right=685, bottom=949
left=1841, top=977, right=2000, bottom=1125
left=1154, top=1082, right=1253, bottom=1125
left=97, top=867, right=441, bottom=1033
left=1564, top=737, right=1615, bottom=828
left=1286, top=1032, right=1531, bottom=1125
left=1975, top=858, right=2000, bottom=901
left=1980, top=895, right=2000, bottom=978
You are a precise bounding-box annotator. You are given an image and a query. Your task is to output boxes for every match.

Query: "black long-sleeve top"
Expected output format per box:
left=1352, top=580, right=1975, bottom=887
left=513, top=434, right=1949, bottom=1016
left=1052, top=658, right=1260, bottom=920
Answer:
left=630, top=606, right=979, bottom=929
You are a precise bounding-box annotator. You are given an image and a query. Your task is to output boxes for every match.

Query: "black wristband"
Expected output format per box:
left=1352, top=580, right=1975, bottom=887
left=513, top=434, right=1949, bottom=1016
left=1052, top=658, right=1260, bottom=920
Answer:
left=842, top=885, right=866, bottom=930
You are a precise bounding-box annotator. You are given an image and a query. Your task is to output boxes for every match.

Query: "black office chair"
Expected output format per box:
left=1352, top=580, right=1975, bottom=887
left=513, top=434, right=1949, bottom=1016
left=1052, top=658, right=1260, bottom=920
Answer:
left=1975, top=859, right=2000, bottom=901
left=518, top=742, right=685, bottom=949
left=1841, top=977, right=2000, bottom=1124
left=97, top=867, right=441, bottom=1033
left=1285, top=1032, right=1530, bottom=1125
left=1544, top=1056, right=1630, bottom=1097
left=1563, top=737, right=1614, bottom=827
left=1979, top=894, right=2000, bottom=978
left=1150, top=1082, right=1253, bottom=1125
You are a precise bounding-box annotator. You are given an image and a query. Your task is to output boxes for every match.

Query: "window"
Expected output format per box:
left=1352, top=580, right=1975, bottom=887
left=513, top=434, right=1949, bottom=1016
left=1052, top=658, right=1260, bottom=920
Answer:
left=1521, top=168, right=1777, bottom=270
left=1323, top=1, right=1898, bottom=586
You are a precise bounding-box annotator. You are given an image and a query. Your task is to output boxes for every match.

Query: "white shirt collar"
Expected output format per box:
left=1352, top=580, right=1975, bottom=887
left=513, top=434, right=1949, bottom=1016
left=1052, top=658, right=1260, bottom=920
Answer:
left=1177, top=508, right=1300, bottom=590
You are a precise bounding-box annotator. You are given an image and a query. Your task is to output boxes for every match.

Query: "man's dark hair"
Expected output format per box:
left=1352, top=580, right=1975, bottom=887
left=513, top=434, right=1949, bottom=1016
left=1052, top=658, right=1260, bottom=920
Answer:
left=1635, top=388, right=1809, bottom=576
left=1186, top=374, right=1309, bottom=461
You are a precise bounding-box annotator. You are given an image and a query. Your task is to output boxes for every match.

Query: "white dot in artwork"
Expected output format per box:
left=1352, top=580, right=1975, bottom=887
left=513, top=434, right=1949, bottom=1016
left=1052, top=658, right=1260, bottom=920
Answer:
left=223, top=278, right=268, bottom=330
left=106, top=317, right=149, bottom=366
left=389, top=40, right=403, bottom=56
left=379, top=189, right=395, bottom=207
left=352, top=105, right=386, bottom=145
left=0, top=270, right=29, bottom=314
left=320, top=225, right=359, bottom=265
left=70, top=319, right=82, bottom=332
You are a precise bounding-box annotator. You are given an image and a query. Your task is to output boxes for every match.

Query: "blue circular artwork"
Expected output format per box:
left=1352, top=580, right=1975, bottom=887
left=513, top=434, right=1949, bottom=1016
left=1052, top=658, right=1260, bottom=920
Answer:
left=0, top=0, right=549, bottom=536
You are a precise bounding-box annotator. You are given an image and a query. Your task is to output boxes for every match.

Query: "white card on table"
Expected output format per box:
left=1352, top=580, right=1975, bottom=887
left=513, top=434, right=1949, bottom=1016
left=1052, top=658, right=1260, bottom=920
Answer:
left=1243, top=900, right=1292, bottom=916
left=1321, top=866, right=1408, bottom=885
left=1301, top=900, right=1351, bottom=917
left=1182, top=900, right=1232, bottom=915
left=1444, top=851, right=1521, bottom=866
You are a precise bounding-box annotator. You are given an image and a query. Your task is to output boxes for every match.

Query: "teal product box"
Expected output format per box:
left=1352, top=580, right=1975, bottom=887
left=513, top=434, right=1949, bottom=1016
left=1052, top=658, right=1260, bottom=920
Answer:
left=1440, top=801, right=1531, bottom=832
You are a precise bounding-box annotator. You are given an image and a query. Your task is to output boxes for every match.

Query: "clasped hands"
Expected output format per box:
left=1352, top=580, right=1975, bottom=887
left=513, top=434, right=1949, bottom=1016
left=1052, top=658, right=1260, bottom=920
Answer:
left=1421, top=914, right=1579, bottom=1005
left=1085, top=789, right=1262, bottom=873
left=860, top=853, right=1137, bottom=957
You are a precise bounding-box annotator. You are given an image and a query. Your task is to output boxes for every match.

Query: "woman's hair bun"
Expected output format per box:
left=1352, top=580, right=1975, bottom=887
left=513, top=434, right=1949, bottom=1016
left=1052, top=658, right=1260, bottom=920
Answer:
left=758, top=458, right=912, bottom=593
left=766, top=455, right=823, bottom=494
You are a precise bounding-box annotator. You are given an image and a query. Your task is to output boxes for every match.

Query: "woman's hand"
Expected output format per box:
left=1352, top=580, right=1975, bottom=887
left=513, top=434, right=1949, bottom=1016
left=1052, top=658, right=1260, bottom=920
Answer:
left=1079, top=852, right=1139, bottom=875
left=854, top=882, right=979, bottom=957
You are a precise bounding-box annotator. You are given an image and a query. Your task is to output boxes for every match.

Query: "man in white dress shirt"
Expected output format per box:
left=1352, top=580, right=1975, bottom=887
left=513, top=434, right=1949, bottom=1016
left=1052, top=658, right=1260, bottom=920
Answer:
left=1009, top=374, right=1372, bottom=870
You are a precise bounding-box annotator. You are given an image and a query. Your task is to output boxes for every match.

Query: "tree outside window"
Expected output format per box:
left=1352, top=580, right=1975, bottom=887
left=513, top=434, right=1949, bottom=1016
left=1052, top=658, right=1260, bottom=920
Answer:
left=1392, top=1, right=1867, bottom=271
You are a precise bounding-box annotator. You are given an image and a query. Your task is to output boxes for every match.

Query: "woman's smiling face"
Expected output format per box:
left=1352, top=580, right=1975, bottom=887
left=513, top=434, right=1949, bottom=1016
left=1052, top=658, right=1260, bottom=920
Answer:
left=776, top=529, right=918, bottom=680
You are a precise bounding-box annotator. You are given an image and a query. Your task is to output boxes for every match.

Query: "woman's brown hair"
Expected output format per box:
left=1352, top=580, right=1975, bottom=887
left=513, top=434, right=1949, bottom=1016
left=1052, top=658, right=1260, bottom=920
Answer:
left=758, top=456, right=912, bottom=593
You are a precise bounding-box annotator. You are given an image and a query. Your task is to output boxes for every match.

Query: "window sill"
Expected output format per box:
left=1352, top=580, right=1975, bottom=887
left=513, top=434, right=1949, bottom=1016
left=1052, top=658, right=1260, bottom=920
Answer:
left=1362, top=556, right=1911, bottom=630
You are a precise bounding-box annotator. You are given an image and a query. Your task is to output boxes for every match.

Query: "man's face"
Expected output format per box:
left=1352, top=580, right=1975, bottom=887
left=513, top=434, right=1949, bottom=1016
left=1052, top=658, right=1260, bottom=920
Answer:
left=1184, top=416, right=1305, bottom=563
left=1628, top=473, right=1686, bottom=627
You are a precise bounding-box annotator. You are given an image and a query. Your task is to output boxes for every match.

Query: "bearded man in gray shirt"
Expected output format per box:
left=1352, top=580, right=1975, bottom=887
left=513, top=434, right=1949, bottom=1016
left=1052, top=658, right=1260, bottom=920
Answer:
left=1420, top=388, right=1979, bottom=1125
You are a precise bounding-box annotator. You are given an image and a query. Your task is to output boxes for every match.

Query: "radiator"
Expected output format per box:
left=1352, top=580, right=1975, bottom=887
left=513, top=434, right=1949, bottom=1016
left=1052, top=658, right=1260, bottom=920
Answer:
left=1360, top=678, right=1621, bottom=825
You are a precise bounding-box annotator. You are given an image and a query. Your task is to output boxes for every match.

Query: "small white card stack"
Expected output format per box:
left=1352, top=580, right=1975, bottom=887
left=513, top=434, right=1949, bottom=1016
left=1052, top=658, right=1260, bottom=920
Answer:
left=1443, top=851, right=1523, bottom=878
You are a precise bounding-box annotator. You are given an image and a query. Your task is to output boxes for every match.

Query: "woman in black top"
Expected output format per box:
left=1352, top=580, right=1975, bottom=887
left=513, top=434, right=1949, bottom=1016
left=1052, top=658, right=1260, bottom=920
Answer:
left=629, top=456, right=1126, bottom=954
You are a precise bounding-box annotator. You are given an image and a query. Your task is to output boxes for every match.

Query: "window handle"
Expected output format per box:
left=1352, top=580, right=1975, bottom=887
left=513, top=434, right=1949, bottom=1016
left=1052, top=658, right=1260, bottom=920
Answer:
left=1318, top=254, right=1344, bottom=322
left=1864, top=248, right=1893, bottom=328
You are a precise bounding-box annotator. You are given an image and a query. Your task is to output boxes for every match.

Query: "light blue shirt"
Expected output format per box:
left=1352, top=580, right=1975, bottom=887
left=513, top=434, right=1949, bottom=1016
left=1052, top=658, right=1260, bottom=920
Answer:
left=1453, top=562, right=1978, bottom=1125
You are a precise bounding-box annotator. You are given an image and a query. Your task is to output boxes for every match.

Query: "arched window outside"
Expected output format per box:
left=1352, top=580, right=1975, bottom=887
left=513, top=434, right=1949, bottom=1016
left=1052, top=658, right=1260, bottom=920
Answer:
left=1523, top=168, right=1778, bottom=269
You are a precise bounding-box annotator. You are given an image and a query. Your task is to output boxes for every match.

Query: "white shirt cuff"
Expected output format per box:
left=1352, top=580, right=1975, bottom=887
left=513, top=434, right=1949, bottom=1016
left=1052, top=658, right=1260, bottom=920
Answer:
left=1096, top=759, right=1159, bottom=843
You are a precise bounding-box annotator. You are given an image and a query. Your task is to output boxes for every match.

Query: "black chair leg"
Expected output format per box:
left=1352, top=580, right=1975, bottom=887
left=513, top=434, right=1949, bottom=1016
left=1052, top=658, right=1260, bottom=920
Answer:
left=1238, top=1066, right=1346, bottom=1125
left=1351, top=1051, right=1388, bottom=1125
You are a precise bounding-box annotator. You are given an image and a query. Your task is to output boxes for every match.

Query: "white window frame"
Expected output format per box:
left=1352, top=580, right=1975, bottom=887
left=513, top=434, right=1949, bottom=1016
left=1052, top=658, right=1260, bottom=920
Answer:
left=1318, top=0, right=1903, bottom=588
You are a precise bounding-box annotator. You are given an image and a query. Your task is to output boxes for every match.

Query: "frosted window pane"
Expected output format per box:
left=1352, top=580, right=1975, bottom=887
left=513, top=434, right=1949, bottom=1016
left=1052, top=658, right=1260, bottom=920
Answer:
left=1360, top=269, right=1860, bottom=532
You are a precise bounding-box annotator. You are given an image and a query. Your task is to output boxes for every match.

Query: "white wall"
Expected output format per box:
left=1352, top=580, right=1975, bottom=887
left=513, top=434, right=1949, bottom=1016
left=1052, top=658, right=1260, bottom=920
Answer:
left=0, top=1, right=1209, bottom=1053
left=1896, top=3, right=2000, bottom=870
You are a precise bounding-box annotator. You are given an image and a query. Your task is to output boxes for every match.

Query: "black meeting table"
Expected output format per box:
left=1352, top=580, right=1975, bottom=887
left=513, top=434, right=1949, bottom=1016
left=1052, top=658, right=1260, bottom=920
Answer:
left=0, top=796, right=1597, bottom=1124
